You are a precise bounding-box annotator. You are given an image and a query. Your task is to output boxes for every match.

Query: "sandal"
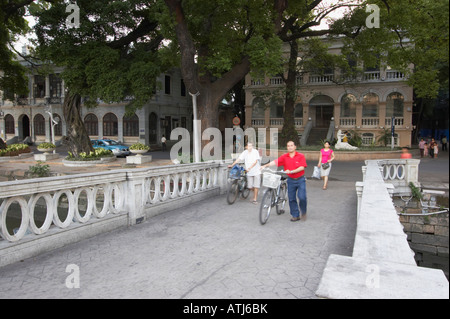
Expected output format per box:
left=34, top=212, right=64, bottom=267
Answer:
left=251, top=200, right=258, bottom=205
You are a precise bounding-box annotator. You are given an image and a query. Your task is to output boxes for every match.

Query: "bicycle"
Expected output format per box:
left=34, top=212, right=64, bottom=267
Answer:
left=259, top=168, right=288, bottom=225
left=226, top=164, right=250, bottom=204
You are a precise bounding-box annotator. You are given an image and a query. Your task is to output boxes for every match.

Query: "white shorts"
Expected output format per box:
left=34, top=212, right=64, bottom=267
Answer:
left=320, top=163, right=332, bottom=176
left=247, top=174, right=261, bottom=189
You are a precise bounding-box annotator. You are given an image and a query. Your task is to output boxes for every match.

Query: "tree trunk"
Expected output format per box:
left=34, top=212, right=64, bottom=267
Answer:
left=63, top=91, right=94, bottom=157
left=280, top=40, right=300, bottom=147
left=165, top=0, right=250, bottom=148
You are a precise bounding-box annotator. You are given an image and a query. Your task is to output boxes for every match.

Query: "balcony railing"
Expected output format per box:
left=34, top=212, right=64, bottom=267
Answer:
left=363, top=71, right=380, bottom=81
left=251, top=119, right=265, bottom=126
left=269, top=118, right=283, bottom=126
left=385, top=117, right=404, bottom=126
left=340, top=117, right=356, bottom=126
left=309, top=74, right=334, bottom=84
left=247, top=70, right=407, bottom=87
left=269, top=77, right=283, bottom=85
left=361, top=117, right=379, bottom=127
left=386, top=70, right=406, bottom=80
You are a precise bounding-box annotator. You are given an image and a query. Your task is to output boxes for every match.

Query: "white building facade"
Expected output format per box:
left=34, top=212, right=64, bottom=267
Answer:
left=0, top=63, right=192, bottom=148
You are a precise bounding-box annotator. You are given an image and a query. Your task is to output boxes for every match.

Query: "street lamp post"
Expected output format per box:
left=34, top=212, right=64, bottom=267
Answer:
left=45, top=104, right=60, bottom=154
left=189, top=91, right=201, bottom=163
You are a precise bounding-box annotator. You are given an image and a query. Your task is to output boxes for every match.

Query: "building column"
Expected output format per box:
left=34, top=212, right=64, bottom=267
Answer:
left=45, top=75, right=50, bottom=99
left=245, top=104, right=252, bottom=128
left=379, top=102, right=387, bottom=129
left=45, top=113, right=51, bottom=142
left=98, top=117, right=103, bottom=139
left=333, top=102, right=340, bottom=127
left=356, top=102, right=363, bottom=128
left=117, top=115, right=124, bottom=142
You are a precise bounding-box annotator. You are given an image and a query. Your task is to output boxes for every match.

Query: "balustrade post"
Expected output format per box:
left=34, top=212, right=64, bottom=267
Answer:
left=218, top=161, right=232, bottom=194
left=123, top=171, right=146, bottom=225
left=405, top=159, right=420, bottom=187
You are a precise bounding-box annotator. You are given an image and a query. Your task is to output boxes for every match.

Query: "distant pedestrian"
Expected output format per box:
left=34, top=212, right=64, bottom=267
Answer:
left=418, top=138, right=426, bottom=158
left=434, top=142, right=439, bottom=158
left=429, top=138, right=435, bottom=158
left=441, top=136, right=447, bottom=152
left=317, top=141, right=335, bottom=190
left=424, top=142, right=429, bottom=157
left=161, top=135, right=167, bottom=151
left=400, top=147, right=412, bottom=159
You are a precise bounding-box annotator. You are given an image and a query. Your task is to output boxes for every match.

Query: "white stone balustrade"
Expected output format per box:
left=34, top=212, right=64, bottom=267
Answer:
left=0, top=161, right=230, bottom=267
left=364, top=159, right=420, bottom=195
left=316, top=160, right=448, bottom=299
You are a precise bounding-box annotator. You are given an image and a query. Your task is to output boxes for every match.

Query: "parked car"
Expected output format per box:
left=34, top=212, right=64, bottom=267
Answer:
left=91, top=139, right=131, bottom=157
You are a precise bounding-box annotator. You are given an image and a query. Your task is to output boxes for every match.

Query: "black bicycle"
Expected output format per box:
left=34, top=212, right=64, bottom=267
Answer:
left=226, top=164, right=250, bottom=204
left=259, top=169, right=288, bottom=225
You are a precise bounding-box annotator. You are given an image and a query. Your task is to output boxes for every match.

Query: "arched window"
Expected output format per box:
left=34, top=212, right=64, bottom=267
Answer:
left=103, top=113, right=118, bottom=136
left=123, top=114, right=139, bottom=136
left=294, top=103, right=303, bottom=118
left=251, top=97, right=265, bottom=119
left=34, top=114, right=45, bottom=136
left=386, top=92, right=404, bottom=118
left=340, top=94, right=357, bottom=117
left=362, top=93, right=379, bottom=117
left=270, top=99, right=283, bottom=118
left=4, top=114, right=15, bottom=134
left=84, top=113, right=98, bottom=136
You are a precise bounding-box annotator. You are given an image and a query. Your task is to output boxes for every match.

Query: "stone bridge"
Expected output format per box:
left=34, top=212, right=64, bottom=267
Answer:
left=0, top=157, right=448, bottom=299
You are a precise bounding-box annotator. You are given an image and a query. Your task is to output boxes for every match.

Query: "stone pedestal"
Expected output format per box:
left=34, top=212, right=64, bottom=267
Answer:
left=34, top=153, right=59, bottom=161
left=126, top=155, right=152, bottom=165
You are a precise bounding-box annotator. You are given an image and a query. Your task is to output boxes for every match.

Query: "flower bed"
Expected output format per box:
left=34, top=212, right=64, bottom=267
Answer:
left=0, top=144, right=31, bottom=157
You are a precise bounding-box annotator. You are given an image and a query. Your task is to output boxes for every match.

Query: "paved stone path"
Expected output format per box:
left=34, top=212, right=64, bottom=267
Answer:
left=0, top=166, right=358, bottom=299
left=0, top=150, right=447, bottom=301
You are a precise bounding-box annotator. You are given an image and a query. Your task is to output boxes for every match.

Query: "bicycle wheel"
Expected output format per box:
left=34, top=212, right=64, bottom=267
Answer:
left=259, top=189, right=274, bottom=225
left=240, top=177, right=250, bottom=199
left=276, top=183, right=287, bottom=215
left=226, top=180, right=239, bottom=205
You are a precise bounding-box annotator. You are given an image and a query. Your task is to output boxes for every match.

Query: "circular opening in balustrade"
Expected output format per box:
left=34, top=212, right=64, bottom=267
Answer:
left=52, top=190, right=74, bottom=228
left=74, top=188, right=93, bottom=222
left=29, top=193, right=53, bottom=234
left=92, top=185, right=109, bottom=218
left=0, top=197, right=30, bottom=242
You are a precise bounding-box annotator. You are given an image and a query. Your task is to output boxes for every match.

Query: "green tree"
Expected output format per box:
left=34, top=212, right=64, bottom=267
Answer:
left=0, top=0, right=59, bottom=97
left=34, top=0, right=168, bottom=156
left=163, top=0, right=284, bottom=135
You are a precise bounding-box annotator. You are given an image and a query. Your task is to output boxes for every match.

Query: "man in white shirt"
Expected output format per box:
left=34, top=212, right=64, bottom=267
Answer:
left=228, top=142, right=261, bottom=204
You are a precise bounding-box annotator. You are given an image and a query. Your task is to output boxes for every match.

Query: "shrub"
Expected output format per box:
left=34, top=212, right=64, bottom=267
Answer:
left=65, top=148, right=113, bottom=161
left=28, top=162, right=51, bottom=178
left=37, top=142, right=56, bottom=149
left=0, top=143, right=31, bottom=157
left=130, top=143, right=150, bottom=151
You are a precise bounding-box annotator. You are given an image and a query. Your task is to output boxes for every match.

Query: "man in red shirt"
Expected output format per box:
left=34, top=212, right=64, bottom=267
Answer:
left=261, top=141, right=307, bottom=222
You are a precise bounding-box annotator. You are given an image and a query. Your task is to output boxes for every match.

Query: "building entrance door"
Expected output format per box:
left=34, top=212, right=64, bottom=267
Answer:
left=315, top=105, right=334, bottom=128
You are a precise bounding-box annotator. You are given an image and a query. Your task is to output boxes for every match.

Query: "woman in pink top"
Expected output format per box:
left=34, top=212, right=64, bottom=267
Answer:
left=317, top=141, right=335, bottom=190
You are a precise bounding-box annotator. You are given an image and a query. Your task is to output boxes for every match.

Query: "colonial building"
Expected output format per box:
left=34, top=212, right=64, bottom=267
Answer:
left=244, top=38, right=414, bottom=147
left=0, top=59, right=194, bottom=148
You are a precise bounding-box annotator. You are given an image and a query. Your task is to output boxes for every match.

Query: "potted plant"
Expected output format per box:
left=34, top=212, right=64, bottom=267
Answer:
left=129, top=143, right=150, bottom=156
left=37, top=142, right=56, bottom=154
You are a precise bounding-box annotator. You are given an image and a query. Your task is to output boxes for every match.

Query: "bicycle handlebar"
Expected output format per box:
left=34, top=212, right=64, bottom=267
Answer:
left=261, top=168, right=288, bottom=175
